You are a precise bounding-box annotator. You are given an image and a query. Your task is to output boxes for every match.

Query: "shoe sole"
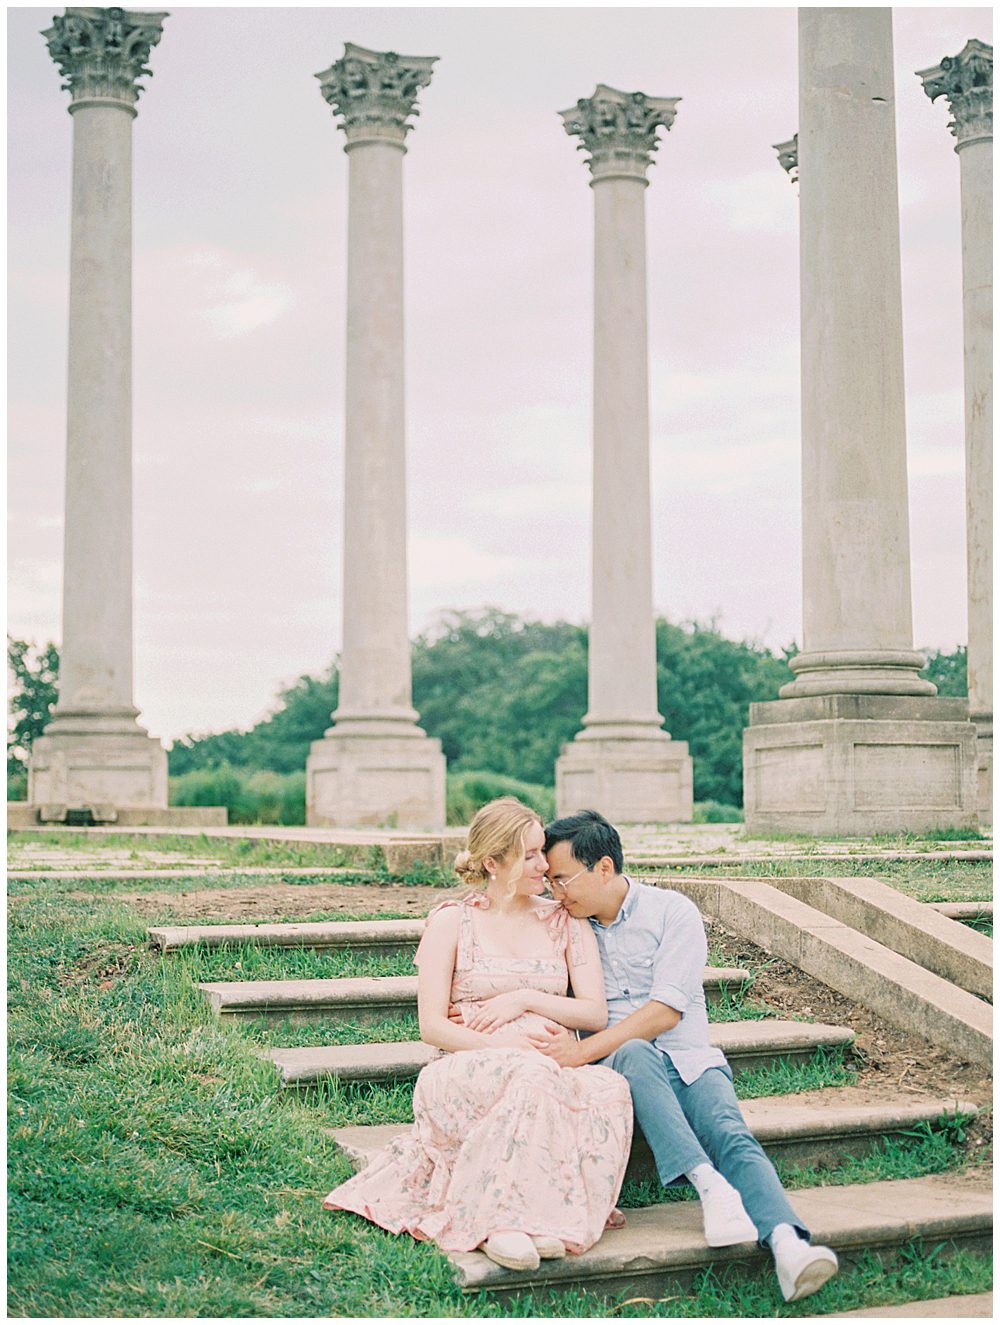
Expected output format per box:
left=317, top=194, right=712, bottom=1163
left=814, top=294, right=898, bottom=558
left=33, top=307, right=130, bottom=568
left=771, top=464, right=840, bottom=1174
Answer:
left=785, top=1256, right=838, bottom=1302
left=482, top=1252, right=541, bottom=1271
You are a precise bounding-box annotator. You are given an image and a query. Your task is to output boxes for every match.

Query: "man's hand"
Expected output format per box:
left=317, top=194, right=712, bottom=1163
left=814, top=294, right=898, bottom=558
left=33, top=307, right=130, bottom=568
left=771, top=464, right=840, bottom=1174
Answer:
left=530, top=1024, right=589, bottom=1069
left=463, top=990, right=531, bottom=1033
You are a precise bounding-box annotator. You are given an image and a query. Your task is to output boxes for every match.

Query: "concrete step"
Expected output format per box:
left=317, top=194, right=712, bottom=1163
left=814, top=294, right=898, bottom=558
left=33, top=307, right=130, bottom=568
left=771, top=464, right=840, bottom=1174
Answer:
left=929, top=900, right=993, bottom=926
left=763, top=875, right=992, bottom=999
left=11, top=865, right=360, bottom=881
left=199, top=967, right=752, bottom=1023
left=324, top=1090, right=979, bottom=1185
left=436, top=1171, right=991, bottom=1302
left=829, top=1292, right=993, bottom=1318
left=670, top=878, right=993, bottom=1067
left=267, top=1019, right=855, bottom=1087
left=149, top=918, right=425, bottom=957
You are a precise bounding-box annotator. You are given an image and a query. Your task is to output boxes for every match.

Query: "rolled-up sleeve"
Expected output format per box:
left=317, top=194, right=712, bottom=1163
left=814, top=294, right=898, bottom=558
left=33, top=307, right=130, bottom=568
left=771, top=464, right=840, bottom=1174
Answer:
left=648, top=894, right=708, bottom=1015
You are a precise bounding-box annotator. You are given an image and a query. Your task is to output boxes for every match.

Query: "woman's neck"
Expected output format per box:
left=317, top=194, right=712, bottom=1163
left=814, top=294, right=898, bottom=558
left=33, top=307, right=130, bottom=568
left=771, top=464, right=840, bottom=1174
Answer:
left=483, top=886, right=536, bottom=917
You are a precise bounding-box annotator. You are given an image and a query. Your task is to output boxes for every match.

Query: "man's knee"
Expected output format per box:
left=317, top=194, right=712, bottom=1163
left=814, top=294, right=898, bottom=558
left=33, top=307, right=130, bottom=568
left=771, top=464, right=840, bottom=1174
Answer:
left=604, top=1037, right=663, bottom=1079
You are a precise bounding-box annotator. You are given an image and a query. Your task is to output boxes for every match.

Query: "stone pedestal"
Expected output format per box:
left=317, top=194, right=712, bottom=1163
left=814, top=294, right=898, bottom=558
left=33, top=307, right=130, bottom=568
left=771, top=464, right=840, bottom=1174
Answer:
left=29, top=7, right=179, bottom=821
left=556, top=84, right=693, bottom=824
left=917, top=39, right=993, bottom=823
left=744, top=696, right=979, bottom=836
left=743, top=9, right=978, bottom=834
left=306, top=732, right=445, bottom=831
left=308, top=44, right=445, bottom=831
left=556, top=734, right=693, bottom=826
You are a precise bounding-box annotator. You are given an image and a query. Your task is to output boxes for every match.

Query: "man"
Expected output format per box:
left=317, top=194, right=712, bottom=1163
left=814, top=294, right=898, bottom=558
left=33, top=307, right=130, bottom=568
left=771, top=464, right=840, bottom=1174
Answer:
left=539, top=809, right=839, bottom=1305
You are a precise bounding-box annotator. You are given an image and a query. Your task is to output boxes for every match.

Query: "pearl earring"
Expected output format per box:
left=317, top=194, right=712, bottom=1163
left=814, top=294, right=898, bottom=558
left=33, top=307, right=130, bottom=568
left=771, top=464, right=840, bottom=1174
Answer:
left=489, top=873, right=496, bottom=882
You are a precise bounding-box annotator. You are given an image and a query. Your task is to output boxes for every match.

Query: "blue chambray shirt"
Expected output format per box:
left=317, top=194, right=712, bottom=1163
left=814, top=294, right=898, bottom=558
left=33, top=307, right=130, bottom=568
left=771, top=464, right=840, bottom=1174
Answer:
left=583, top=877, right=728, bottom=1084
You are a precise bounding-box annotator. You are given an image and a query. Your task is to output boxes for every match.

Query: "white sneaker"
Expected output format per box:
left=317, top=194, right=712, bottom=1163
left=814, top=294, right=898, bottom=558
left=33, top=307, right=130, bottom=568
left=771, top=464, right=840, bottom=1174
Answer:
left=482, top=1230, right=540, bottom=1270
left=773, top=1237, right=839, bottom=1302
left=530, top=1234, right=567, bottom=1259
left=700, top=1182, right=758, bottom=1247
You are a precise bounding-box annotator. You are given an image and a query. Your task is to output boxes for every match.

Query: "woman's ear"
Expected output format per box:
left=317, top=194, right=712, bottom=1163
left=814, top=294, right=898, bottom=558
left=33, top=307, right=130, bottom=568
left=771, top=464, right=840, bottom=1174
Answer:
left=482, top=857, right=497, bottom=878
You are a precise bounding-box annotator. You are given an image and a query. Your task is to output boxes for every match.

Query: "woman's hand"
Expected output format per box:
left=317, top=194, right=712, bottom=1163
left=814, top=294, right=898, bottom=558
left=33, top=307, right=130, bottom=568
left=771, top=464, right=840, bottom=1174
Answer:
left=463, top=990, right=532, bottom=1032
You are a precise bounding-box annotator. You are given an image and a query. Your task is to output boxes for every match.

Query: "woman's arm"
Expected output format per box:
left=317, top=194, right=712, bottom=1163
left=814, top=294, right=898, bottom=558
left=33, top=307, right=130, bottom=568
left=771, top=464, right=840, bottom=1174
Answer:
left=417, top=908, right=537, bottom=1052
left=465, top=920, right=608, bottom=1033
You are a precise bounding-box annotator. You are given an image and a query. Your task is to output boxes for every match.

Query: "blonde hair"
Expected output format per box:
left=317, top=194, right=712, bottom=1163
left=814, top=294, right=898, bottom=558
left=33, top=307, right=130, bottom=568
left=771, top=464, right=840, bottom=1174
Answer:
left=454, top=796, right=543, bottom=898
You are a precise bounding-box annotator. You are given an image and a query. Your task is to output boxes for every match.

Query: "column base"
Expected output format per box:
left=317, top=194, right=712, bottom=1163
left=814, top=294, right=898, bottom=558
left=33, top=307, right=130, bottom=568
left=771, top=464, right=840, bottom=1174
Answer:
left=555, top=730, right=693, bottom=824
left=306, top=729, right=446, bottom=831
left=27, top=713, right=169, bottom=814
left=970, top=713, right=992, bottom=827
left=742, top=694, right=979, bottom=836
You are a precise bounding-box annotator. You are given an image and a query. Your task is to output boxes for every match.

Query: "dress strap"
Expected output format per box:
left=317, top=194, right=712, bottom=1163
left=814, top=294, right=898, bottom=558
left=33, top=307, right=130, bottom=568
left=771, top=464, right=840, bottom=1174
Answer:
left=537, top=902, right=588, bottom=966
left=423, top=894, right=487, bottom=970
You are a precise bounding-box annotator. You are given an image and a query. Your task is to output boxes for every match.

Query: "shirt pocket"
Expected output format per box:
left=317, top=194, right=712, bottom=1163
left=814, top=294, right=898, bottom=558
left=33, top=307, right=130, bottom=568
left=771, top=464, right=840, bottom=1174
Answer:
left=628, top=954, right=656, bottom=1000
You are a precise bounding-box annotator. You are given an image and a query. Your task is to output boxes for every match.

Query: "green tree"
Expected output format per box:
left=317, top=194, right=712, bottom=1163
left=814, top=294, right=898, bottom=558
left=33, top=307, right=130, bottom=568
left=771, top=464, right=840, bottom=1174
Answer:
left=654, top=619, right=795, bottom=806
left=919, top=645, right=967, bottom=697
left=7, top=637, right=60, bottom=776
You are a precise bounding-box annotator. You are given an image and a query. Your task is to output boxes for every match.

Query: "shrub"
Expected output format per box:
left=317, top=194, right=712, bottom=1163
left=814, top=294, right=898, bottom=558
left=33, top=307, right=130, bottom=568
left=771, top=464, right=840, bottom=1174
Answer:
left=169, top=766, right=305, bottom=825
left=446, top=770, right=556, bottom=826
left=8, top=771, right=28, bottom=801
left=693, top=800, right=744, bottom=824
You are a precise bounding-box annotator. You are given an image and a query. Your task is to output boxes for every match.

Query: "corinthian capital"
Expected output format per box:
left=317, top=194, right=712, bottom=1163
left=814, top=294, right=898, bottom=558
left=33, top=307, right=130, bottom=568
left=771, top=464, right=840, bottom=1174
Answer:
left=774, top=134, right=798, bottom=182
left=917, top=38, right=993, bottom=150
left=316, top=42, right=437, bottom=148
left=43, top=6, right=167, bottom=112
left=560, top=84, right=680, bottom=183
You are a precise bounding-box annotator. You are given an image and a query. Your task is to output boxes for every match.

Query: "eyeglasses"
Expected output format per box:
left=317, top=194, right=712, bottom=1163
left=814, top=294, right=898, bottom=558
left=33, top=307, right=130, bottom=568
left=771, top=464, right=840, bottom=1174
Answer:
left=546, top=867, right=589, bottom=896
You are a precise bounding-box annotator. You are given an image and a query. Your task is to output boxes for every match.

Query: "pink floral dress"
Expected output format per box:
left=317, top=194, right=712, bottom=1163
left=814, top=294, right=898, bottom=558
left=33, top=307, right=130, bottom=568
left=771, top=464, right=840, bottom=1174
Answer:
left=322, top=895, right=633, bottom=1254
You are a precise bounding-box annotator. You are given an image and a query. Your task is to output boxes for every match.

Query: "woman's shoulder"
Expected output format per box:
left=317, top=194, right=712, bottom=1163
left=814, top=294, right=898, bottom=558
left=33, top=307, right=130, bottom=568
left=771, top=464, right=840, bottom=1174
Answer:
left=424, top=891, right=487, bottom=928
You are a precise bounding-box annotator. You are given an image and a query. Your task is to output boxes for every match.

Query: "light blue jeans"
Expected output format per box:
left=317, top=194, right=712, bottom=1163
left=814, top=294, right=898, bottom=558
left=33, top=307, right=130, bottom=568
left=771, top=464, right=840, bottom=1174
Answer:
left=602, top=1038, right=809, bottom=1245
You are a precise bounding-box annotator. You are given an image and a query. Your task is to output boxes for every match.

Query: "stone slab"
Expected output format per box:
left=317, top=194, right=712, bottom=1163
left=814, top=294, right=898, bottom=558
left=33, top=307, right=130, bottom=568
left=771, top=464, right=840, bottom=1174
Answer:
left=829, top=1292, right=993, bottom=1318
left=198, top=967, right=751, bottom=1023
left=325, top=1092, right=979, bottom=1183
left=445, top=1172, right=992, bottom=1300
left=149, top=918, right=425, bottom=956
left=267, top=1020, right=855, bottom=1086
left=556, top=733, right=693, bottom=824
left=7, top=802, right=227, bottom=828
left=930, top=901, right=993, bottom=923
left=670, top=880, right=993, bottom=1067
left=763, top=875, right=992, bottom=998
left=306, top=731, right=446, bottom=832
left=9, top=866, right=361, bottom=881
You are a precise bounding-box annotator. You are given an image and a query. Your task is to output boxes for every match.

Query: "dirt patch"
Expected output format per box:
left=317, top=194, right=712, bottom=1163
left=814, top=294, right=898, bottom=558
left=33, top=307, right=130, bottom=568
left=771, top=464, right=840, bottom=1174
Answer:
left=707, top=919, right=994, bottom=1111
left=97, top=882, right=448, bottom=920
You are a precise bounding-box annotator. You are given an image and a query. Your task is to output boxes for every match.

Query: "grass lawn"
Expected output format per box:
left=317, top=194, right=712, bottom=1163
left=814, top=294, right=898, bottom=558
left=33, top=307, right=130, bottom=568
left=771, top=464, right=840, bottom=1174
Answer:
left=7, top=855, right=992, bottom=1316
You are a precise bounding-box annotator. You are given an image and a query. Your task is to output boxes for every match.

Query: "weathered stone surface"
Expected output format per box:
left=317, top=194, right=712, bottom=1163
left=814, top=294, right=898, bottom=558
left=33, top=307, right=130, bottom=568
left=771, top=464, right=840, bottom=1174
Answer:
left=267, top=1020, right=855, bottom=1086
left=829, top=1292, right=993, bottom=1318
left=446, top=1172, right=991, bottom=1299
left=326, top=1092, right=978, bottom=1183
left=764, top=875, right=992, bottom=998
left=148, top=918, right=424, bottom=955
left=929, top=900, right=993, bottom=923
left=198, top=967, right=751, bottom=1023
left=672, top=879, right=993, bottom=1066
left=743, top=695, right=980, bottom=836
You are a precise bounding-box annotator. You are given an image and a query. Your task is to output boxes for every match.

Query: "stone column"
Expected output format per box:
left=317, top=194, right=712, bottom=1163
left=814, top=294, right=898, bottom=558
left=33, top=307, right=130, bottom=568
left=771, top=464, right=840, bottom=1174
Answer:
left=28, top=6, right=171, bottom=822
left=555, top=85, right=693, bottom=824
left=743, top=8, right=978, bottom=835
left=917, top=39, right=993, bottom=820
left=307, top=43, right=445, bottom=830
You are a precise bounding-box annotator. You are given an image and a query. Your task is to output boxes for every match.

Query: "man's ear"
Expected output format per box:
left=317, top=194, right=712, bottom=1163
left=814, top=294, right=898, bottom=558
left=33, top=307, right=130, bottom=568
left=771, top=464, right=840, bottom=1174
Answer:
left=598, top=855, right=615, bottom=880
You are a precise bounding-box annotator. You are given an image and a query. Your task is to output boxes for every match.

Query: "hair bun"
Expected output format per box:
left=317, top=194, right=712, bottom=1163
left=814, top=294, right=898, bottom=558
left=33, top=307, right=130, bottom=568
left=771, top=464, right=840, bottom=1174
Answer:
left=454, top=849, right=487, bottom=885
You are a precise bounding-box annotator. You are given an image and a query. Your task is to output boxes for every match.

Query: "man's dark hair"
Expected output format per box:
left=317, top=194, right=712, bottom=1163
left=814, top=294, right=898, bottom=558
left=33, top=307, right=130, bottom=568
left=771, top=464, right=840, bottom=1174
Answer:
left=543, top=809, right=624, bottom=873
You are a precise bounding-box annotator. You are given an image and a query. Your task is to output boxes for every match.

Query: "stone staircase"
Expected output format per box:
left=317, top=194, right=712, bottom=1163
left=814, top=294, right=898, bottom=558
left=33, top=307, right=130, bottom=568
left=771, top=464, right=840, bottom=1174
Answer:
left=150, top=910, right=992, bottom=1309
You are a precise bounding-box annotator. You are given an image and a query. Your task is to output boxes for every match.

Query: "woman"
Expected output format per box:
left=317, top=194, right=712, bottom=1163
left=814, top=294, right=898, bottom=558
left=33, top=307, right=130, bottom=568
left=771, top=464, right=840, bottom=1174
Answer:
left=323, top=797, right=633, bottom=1271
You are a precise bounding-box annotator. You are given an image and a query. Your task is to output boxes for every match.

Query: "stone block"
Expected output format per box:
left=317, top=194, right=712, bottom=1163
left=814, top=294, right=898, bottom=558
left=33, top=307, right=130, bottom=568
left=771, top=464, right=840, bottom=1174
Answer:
left=742, top=695, right=979, bottom=835
left=765, top=874, right=992, bottom=998
left=556, top=734, right=693, bottom=823
left=28, top=725, right=169, bottom=811
left=306, top=732, right=446, bottom=831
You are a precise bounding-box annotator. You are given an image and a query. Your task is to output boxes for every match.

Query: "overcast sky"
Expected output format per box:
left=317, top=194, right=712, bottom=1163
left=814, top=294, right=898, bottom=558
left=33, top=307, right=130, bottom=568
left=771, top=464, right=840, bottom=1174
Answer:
left=8, top=4, right=992, bottom=744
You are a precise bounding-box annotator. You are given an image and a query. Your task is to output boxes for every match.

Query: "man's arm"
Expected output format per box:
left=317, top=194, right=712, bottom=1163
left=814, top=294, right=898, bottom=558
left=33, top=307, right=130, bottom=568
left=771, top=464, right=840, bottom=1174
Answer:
left=532, top=998, right=680, bottom=1068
